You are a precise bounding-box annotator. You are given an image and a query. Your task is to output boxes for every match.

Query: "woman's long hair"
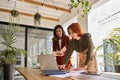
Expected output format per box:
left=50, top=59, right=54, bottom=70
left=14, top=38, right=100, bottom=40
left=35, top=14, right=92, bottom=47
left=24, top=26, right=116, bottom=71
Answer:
left=52, top=25, right=66, bottom=42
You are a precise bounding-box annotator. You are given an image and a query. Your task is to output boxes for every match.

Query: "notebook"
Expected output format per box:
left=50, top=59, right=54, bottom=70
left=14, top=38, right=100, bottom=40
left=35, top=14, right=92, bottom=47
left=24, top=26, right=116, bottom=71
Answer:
left=38, top=54, right=66, bottom=75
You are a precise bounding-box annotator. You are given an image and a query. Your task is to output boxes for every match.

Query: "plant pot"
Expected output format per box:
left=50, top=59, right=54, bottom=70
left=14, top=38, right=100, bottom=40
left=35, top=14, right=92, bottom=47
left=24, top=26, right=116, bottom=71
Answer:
left=34, top=12, right=41, bottom=26
left=10, top=10, right=19, bottom=17
left=115, top=65, right=120, bottom=73
left=3, top=64, right=15, bottom=80
left=34, top=12, right=41, bottom=21
left=0, top=66, right=3, bottom=80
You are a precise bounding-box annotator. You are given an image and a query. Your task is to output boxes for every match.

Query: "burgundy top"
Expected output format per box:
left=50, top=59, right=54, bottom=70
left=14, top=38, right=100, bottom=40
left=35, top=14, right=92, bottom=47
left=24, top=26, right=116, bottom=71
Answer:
left=53, top=35, right=69, bottom=65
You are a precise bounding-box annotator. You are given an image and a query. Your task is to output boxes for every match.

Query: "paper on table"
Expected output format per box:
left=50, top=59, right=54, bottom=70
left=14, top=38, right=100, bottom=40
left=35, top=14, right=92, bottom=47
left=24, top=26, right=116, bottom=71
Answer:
left=50, top=70, right=85, bottom=78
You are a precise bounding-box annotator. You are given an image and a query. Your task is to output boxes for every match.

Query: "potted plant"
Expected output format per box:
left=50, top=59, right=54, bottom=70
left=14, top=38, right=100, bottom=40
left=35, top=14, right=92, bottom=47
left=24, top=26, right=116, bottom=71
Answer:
left=9, top=1, right=20, bottom=28
left=103, top=52, right=120, bottom=73
left=96, top=28, right=120, bottom=73
left=10, top=10, right=19, bottom=17
left=0, top=27, right=26, bottom=80
left=34, top=12, right=41, bottom=28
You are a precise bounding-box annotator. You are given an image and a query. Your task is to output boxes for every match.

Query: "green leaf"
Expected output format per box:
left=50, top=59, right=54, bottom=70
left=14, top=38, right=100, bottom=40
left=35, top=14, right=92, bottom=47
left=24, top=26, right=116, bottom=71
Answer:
left=77, top=0, right=81, bottom=3
left=70, top=0, right=75, bottom=3
left=73, top=3, right=79, bottom=8
left=69, top=0, right=91, bottom=17
left=85, top=1, right=89, bottom=7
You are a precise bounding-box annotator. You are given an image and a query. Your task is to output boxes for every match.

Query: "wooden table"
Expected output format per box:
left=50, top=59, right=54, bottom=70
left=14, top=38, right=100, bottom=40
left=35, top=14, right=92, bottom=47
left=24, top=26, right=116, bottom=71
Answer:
left=16, top=67, right=120, bottom=80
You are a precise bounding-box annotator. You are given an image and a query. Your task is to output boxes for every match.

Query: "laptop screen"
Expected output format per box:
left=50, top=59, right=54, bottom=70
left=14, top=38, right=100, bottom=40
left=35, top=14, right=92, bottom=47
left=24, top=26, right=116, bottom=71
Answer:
left=38, top=54, right=58, bottom=70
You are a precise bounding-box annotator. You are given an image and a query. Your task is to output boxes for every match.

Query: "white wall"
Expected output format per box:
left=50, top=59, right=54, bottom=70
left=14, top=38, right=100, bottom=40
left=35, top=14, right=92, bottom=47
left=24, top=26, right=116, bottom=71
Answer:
left=77, top=15, right=88, bottom=33
left=60, top=9, right=88, bottom=33
left=88, top=0, right=120, bottom=48
left=88, top=0, right=120, bottom=72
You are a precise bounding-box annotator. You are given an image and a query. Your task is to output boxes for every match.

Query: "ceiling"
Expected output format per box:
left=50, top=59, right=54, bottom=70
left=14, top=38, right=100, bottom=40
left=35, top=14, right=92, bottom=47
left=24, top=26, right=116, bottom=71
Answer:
left=0, top=0, right=71, bottom=22
left=0, top=0, right=99, bottom=24
left=0, top=0, right=72, bottom=38
left=0, top=0, right=99, bottom=38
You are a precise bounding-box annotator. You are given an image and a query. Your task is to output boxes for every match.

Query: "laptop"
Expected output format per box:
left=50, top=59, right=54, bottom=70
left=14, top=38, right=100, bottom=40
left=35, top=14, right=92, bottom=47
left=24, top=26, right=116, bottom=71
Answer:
left=38, top=54, right=66, bottom=75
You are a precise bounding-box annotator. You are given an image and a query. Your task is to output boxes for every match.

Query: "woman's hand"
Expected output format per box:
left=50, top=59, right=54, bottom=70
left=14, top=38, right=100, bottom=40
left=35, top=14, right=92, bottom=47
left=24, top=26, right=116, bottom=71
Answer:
left=58, top=64, right=65, bottom=70
left=55, top=51, right=64, bottom=56
left=73, top=66, right=87, bottom=71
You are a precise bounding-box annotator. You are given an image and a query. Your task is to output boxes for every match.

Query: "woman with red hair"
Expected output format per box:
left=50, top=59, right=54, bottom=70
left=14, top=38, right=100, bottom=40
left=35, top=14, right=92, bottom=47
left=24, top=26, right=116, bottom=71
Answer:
left=60, top=23, right=97, bottom=73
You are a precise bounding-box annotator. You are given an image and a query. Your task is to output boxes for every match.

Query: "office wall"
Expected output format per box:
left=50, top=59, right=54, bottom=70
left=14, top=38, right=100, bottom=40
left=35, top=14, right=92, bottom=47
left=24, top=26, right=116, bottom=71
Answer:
left=88, top=0, right=120, bottom=47
left=88, top=0, right=120, bottom=72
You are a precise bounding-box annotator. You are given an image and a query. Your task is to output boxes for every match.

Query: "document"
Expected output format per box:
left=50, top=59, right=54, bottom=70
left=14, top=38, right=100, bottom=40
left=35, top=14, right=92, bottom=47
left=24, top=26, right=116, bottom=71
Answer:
left=50, top=70, right=86, bottom=78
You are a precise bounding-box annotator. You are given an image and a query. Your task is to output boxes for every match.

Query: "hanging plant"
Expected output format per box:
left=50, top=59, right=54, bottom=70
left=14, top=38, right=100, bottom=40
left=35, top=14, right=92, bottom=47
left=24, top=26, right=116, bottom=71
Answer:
left=34, top=12, right=41, bottom=28
left=10, top=10, right=19, bottom=17
left=9, top=9, right=20, bottom=30
left=70, top=0, right=91, bottom=17
left=9, top=1, right=20, bottom=30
